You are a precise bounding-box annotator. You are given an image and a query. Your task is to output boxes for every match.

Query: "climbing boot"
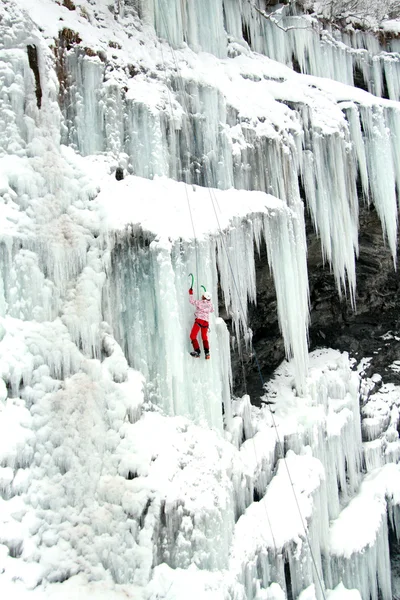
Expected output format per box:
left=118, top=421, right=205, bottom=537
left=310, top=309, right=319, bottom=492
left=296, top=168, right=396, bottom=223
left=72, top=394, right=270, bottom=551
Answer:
left=190, top=350, right=200, bottom=358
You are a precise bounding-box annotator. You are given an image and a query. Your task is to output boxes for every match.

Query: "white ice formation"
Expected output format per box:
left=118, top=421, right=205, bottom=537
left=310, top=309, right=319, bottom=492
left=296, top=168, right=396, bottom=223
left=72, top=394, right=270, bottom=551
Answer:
left=1, top=0, right=400, bottom=599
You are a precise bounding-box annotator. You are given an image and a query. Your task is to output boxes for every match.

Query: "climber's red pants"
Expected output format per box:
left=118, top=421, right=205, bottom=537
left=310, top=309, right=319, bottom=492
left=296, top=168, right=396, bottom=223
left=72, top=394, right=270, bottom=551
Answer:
left=190, top=319, right=209, bottom=351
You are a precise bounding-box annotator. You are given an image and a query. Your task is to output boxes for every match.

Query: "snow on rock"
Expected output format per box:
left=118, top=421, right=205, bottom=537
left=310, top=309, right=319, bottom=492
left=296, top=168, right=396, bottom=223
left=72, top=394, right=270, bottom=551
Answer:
left=0, top=575, right=144, bottom=600
left=229, top=448, right=326, bottom=599
left=326, top=582, right=362, bottom=599
left=361, top=381, right=400, bottom=469
left=1, top=0, right=400, bottom=598
left=328, top=464, right=400, bottom=600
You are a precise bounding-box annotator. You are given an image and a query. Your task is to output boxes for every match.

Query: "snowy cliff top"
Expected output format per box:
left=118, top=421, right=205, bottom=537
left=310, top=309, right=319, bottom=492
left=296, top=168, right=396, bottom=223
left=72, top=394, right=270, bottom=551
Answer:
left=382, top=20, right=400, bottom=33
left=94, top=169, right=284, bottom=241
left=9, top=0, right=400, bottom=135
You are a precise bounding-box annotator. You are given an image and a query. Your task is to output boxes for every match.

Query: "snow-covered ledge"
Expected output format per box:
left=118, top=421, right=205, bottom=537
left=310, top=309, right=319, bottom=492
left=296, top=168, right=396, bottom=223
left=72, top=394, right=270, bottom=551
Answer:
left=96, top=173, right=310, bottom=425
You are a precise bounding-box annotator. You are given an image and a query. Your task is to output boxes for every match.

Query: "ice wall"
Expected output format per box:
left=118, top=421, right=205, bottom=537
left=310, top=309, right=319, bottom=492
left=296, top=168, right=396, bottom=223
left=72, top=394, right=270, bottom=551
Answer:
left=144, top=0, right=400, bottom=103
left=0, top=0, right=313, bottom=420
left=104, top=232, right=230, bottom=430
left=1, top=0, right=400, bottom=599
left=146, top=0, right=227, bottom=58
left=56, top=38, right=400, bottom=305
left=100, top=181, right=310, bottom=420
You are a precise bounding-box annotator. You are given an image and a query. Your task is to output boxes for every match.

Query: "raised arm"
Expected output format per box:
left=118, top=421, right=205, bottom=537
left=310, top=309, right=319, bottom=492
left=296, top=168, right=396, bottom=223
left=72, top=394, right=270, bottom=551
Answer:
left=189, top=288, right=198, bottom=306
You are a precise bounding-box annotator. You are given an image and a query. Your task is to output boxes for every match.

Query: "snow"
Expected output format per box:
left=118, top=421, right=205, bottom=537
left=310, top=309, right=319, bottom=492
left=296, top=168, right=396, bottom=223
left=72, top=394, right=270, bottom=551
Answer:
left=0, top=575, right=144, bottom=600
left=330, top=463, right=400, bottom=557
left=382, top=20, right=400, bottom=34
left=97, top=173, right=283, bottom=241
left=1, top=0, right=400, bottom=598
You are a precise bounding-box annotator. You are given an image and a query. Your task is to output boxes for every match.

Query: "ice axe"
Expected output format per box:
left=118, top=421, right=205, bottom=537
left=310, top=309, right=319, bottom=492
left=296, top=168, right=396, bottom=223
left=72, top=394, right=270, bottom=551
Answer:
left=188, top=273, right=206, bottom=294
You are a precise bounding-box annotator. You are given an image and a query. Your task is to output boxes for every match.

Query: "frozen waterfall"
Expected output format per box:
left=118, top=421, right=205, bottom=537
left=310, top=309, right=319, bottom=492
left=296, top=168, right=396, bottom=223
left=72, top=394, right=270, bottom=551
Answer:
left=1, top=0, right=400, bottom=599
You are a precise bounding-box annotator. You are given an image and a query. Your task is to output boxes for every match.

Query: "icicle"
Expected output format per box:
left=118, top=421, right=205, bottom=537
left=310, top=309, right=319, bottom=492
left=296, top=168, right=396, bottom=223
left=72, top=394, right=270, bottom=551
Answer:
left=216, top=216, right=257, bottom=345
left=280, top=350, right=363, bottom=520
left=344, top=103, right=369, bottom=202
left=359, top=105, right=398, bottom=263
left=61, top=248, right=107, bottom=359
left=143, top=0, right=227, bottom=57
left=239, top=430, right=277, bottom=502
left=126, top=99, right=169, bottom=180
left=104, top=232, right=230, bottom=430
left=229, top=450, right=328, bottom=600
left=383, top=58, right=400, bottom=102
left=329, top=508, right=391, bottom=600
left=387, top=106, right=400, bottom=209
left=224, top=4, right=400, bottom=103
left=361, top=386, right=400, bottom=470
left=263, top=205, right=310, bottom=394
left=301, top=112, right=359, bottom=305
left=327, top=463, right=400, bottom=599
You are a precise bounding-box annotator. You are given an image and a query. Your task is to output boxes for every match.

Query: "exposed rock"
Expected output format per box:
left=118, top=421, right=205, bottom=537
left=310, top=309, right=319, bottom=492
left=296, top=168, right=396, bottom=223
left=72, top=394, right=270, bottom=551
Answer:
left=27, top=44, right=42, bottom=108
left=231, top=203, right=400, bottom=403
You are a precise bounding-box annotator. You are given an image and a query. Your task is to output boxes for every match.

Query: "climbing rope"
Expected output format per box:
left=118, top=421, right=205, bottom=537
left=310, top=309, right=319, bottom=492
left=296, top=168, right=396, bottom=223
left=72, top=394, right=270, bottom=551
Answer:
left=186, top=194, right=200, bottom=297
left=156, top=9, right=280, bottom=577
left=158, top=5, right=201, bottom=297
left=154, top=5, right=326, bottom=599
left=206, top=179, right=327, bottom=600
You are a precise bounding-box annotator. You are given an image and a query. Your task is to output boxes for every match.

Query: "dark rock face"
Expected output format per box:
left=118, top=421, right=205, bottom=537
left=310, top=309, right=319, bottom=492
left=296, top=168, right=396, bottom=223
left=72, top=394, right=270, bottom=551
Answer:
left=115, top=167, right=124, bottom=181
left=231, top=204, right=400, bottom=403
left=27, top=45, right=42, bottom=108
left=308, top=205, right=400, bottom=377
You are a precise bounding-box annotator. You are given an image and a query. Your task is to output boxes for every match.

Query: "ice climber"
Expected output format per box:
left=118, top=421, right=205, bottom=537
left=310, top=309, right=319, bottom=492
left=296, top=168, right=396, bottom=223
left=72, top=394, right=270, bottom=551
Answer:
left=189, top=287, right=214, bottom=359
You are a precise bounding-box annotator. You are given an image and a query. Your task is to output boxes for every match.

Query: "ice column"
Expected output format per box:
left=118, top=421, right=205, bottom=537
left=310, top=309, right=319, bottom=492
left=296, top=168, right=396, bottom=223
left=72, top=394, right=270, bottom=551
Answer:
left=283, top=351, right=362, bottom=520
left=344, top=103, right=369, bottom=202
left=214, top=203, right=309, bottom=394
left=359, top=105, right=398, bottom=262
left=301, top=110, right=359, bottom=304
left=126, top=100, right=169, bottom=180
left=0, top=48, right=37, bottom=151
left=171, top=80, right=234, bottom=190
left=105, top=233, right=229, bottom=430
left=362, top=389, right=400, bottom=471
left=105, top=194, right=310, bottom=423
left=60, top=51, right=105, bottom=155
left=262, top=206, right=309, bottom=393
left=329, top=510, right=391, bottom=600
left=144, top=0, right=227, bottom=58
left=229, top=451, right=328, bottom=600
